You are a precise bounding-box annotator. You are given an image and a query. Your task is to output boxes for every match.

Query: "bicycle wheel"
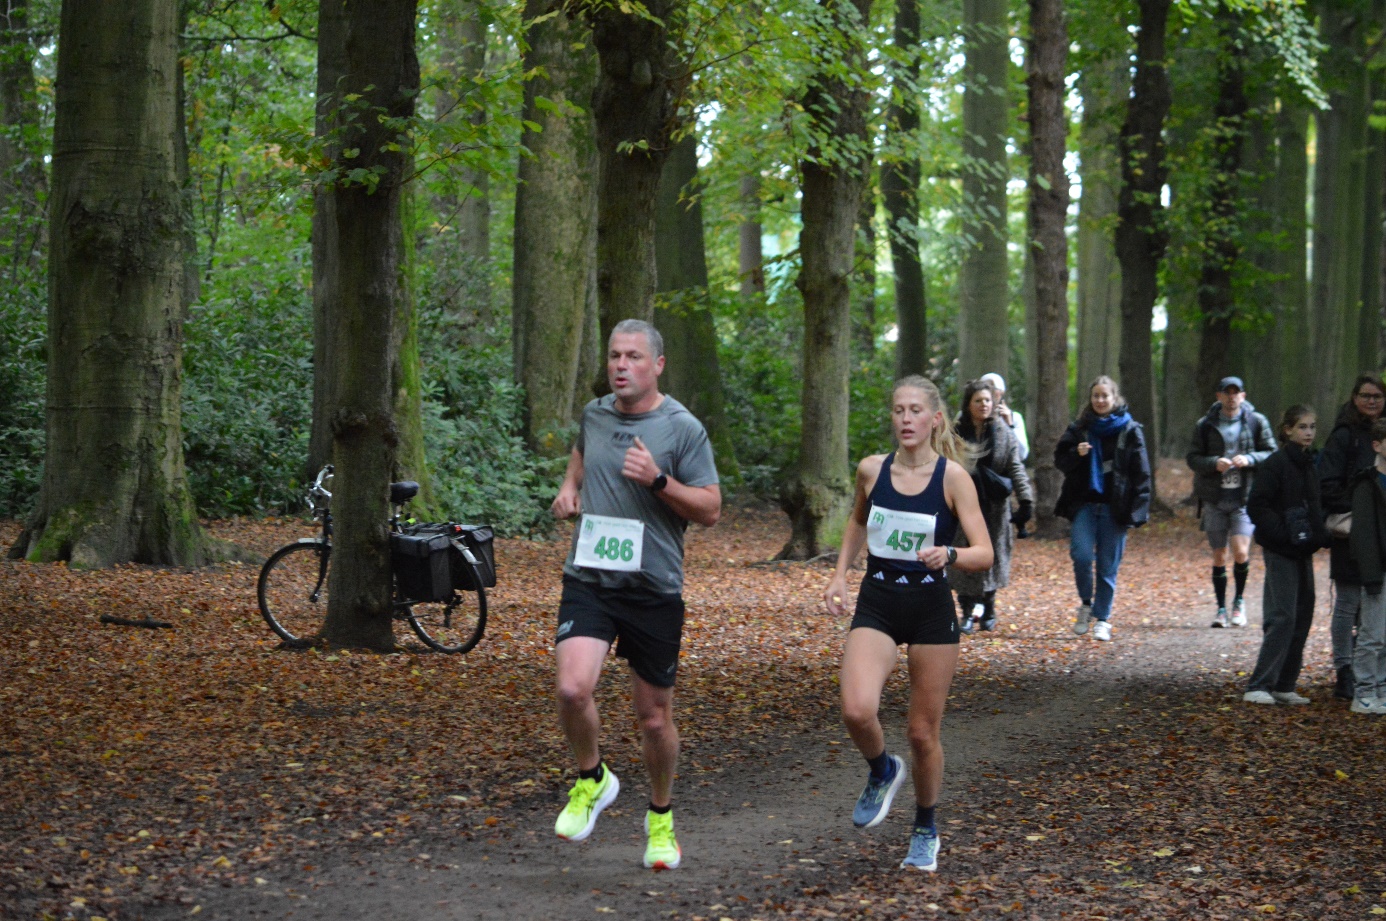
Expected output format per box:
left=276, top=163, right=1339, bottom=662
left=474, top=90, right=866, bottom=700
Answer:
left=405, top=559, right=487, bottom=654
left=258, top=540, right=332, bottom=646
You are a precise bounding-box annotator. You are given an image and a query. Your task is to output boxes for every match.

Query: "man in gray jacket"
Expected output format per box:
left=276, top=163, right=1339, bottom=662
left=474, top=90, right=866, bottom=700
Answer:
left=1187, top=377, right=1276, bottom=627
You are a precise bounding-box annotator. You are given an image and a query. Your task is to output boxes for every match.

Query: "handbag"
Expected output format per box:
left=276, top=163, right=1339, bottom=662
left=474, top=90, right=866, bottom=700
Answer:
left=977, top=464, right=1013, bottom=501
left=1326, top=511, right=1352, bottom=539
left=1284, top=506, right=1314, bottom=547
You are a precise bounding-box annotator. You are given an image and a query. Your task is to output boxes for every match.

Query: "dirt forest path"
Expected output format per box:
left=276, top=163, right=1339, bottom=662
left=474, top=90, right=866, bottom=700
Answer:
left=4, top=463, right=1385, bottom=920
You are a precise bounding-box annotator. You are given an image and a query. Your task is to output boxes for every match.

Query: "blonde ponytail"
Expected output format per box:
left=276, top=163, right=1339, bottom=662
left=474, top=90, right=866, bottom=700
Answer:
left=894, top=375, right=976, bottom=472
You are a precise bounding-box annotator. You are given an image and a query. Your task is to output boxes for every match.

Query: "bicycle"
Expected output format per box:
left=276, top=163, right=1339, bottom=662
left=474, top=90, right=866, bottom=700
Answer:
left=257, top=465, right=491, bottom=654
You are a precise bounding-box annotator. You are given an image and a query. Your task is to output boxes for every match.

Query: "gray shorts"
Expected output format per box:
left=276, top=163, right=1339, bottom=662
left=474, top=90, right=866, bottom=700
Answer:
left=1201, top=503, right=1254, bottom=548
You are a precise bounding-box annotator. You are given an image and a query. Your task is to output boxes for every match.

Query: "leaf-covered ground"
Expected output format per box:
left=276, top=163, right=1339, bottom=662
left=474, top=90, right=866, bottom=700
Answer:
left=3, top=464, right=1384, bottom=920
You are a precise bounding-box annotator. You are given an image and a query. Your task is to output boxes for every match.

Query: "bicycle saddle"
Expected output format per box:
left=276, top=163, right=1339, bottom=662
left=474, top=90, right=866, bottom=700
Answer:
left=390, top=481, right=420, bottom=504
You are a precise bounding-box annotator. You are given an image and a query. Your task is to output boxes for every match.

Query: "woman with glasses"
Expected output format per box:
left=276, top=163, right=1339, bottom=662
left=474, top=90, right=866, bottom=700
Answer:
left=1319, top=374, right=1386, bottom=700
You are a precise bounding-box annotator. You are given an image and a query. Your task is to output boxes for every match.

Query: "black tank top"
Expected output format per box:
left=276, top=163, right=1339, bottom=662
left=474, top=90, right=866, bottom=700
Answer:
left=865, top=453, right=959, bottom=574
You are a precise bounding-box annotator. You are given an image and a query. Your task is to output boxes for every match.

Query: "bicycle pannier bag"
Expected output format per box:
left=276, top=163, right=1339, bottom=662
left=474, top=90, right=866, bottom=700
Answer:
left=390, top=531, right=453, bottom=602
left=454, top=525, right=497, bottom=590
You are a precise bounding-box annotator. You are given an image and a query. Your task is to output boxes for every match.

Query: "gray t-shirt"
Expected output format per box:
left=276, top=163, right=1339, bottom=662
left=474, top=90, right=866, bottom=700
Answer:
left=563, top=394, right=719, bottom=595
left=1217, top=413, right=1244, bottom=505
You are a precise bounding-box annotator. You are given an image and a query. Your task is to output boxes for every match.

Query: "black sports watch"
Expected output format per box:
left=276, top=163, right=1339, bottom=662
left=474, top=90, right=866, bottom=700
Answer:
left=945, top=546, right=958, bottom=566
left=651, top=473, right=669, bottom=493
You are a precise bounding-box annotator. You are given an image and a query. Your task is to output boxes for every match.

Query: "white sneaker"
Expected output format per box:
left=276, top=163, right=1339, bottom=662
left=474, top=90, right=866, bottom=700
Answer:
left=1072, top=603, right=1092, bottom=636
left=1230, top=598, right=1248, bottom=627
left=1350, top=697, right=1385, bottom=715
left=1271, top=691, right=1311, bottom=706
left=1092, top=620, right=1111, bottom=642
left=1243, top=690, right=1277, bottom=705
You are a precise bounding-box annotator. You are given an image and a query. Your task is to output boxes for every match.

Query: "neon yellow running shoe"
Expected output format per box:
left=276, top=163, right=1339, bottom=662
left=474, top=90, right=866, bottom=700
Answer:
left=554, top=766, right=619, bottom=841
left=643, top=809, right=681, bottom=869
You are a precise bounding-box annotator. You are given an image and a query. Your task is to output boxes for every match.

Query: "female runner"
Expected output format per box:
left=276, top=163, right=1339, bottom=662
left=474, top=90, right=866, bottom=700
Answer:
left=824, top=375, right=992, bottom=872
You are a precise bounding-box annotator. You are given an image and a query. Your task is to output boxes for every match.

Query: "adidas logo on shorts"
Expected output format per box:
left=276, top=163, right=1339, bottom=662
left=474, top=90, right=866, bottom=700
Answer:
left=873, top=571, right=885, bottom=580
left=896, top=575, right=910, bottom=584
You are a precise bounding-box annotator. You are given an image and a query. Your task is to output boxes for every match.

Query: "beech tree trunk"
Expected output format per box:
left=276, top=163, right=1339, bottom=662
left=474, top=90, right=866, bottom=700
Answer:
left=883, top=0, right=927, bottom=378
left=1026, top=0, right=1069, bottom=535
left=1115, top=0, right=1172, bottom=445
left=1193, top=9, right=1248, bottom=399
left=654, top=134, right=737, bottom=476
left=1275, top=100, right=1312, bottom=410
left=1076, top=51, right=1126, bottom=408
left=588, top=0, right=684, bottom=379
left=513, top=0, right=598, bottom=455
left=778, top=0, right=873, bottom=561
left=739, top=174, right=765, bottom=298
left=11, top=0, right=211, bottom=567
left=855, top=185, right=877, bottom=354
left=316, top=0, right=419, bottom=650
left=957, top=0, right=1010, bottom=384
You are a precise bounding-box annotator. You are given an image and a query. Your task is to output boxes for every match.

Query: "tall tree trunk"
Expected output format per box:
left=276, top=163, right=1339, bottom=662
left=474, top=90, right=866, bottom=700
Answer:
left=1193, top=9, right=1249, bottom=398
left=1228, top=83, right=1279, bottom=416
left=588, top=0, right=685, bottom=387
left=316, top=0, right=419, bottom=650
left=512, top=0, right=597, bottom=455
left=1115, top=0, right=1172, bottom=448
left=654, top=134, right=738, bottom=477
left=855, top=183, right=877, bottom=354
left=1275, top=99, right=1312, bottom=411
left=883, top=0, right=926, bottom=378
left=1026, top=0, right=1069, bottom=535
left=1076, top=50, right=1126, bottom=409
left=738, top=173, right=766, bottom=298
left=778, top=0, right=874, bottom=560
left=957, top=0, right=1010, bottom=384
left=435, top=0, right=493, bottom=326
left=1359, top=69, right=1386, bottom=375
left=12, top=0, right=211, bottom=567
left=1311, top=0, right=1371, bottom=415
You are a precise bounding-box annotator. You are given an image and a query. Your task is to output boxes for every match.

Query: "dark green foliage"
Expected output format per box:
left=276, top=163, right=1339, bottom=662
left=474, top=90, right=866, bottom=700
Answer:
left=0, top=275, right=45, bottom=517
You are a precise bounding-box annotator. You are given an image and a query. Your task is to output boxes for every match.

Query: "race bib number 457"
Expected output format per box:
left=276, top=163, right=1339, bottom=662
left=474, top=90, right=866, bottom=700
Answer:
left=574, top=514, right=644, bottom=572
left=866, top=504, right=938, bottom=562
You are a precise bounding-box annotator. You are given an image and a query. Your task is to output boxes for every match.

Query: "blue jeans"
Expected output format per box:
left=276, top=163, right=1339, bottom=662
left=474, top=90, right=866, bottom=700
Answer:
left=1070, top=502, right=1128, bottom=623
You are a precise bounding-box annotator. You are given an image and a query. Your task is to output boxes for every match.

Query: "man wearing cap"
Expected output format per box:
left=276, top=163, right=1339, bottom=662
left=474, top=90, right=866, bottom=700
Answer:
left=980, top=372, right=1029, bottom=462
left=1187, top=376, right=1276, bottom=627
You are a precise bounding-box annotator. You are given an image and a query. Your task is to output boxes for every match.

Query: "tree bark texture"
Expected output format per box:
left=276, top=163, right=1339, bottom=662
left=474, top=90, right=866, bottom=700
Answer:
left=12, top=0, right=210, bottom=567
left=588, top=0, right=685, bottom=374
left=957, top=0, right=1010, bottom=385
left=739, top=173, right=765, bottom=298
left=1115, top=0, right=1172, bottom=443
left=654, top=134, right=738, bottom=477
left=316, top=0, right=419, bottom=651
left=778, top=0, right=873, bottom=561
left=512, top=0, right=598, bottom=455
left=1311, top=0, right=1371, bottom=416
left=1358, top=68, right=1385, bottom=376
left=883, top=0, right=927, bottom=379
left=1025, top=0, right=1069, bottom=535
left=1274, top=100, right=1312, bottom=413
left=1193, top=9, right=1248, bottom=399
left=1076, top=51, right=1126, bottom=410
left=1228, top=84, right=1279, bottom=416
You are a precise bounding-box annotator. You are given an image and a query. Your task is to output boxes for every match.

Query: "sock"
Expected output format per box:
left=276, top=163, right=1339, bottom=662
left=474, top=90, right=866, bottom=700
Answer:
left=1212, top=566, right=1228, bottom=608
left=867, top=750, right=895, bottom=781
left=579, top=762, right=604, bottom=783
left=982, top=592, right=996, bottom=623
left=649, top=801, right=671, bottom=815
left=1233, top=561, right=1249, bottom=600
left=914, top=804, right=937, bottom=833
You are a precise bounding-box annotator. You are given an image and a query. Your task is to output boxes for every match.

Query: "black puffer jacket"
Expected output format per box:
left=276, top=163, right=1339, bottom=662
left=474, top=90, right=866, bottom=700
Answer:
left=1248, top=443, right=1327, bottom=560
left=1318, top=403, right=1379, bottom=583
left=1054, top=415, right=1151, bottom=527
left=1349, top=464, right=1386, bottom=593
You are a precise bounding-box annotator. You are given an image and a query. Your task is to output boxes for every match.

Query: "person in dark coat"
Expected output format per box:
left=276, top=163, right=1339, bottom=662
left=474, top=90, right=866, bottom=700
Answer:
left=1346, top=417, right=1386, bottom=714
left=1186, top=376, right=1276, bottom=628
left=1318, top=374, right=1386, bottom=699
left=1054, top=375, right=1151, bottom=642
left=1244, top=405, right=1327, bottom=705
left=953, top=378, right=1034, bottom=633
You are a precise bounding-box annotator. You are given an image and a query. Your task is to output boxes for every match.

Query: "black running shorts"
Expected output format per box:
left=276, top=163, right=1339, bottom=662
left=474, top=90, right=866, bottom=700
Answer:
left=850, top=571, right=959, bottom=646
left=555, top=575, right=686, bottom=688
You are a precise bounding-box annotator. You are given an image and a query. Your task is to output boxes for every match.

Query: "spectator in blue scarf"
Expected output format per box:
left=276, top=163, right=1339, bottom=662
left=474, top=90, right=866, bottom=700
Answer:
left=1054, top=376, right=1152, bottom=642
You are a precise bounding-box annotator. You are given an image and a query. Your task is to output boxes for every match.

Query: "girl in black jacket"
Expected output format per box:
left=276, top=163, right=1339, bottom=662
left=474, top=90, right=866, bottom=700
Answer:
left=1244, top=405, right=1327, bottom=705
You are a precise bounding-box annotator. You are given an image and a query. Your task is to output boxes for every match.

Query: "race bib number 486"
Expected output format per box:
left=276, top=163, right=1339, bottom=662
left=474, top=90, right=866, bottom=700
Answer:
left=574, top=514, right=644, bottom=572
left=866, top=505, right=938, bottom=562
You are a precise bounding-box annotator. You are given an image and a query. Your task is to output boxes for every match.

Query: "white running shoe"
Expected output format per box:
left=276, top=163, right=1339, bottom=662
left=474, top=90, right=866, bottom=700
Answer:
left=1271, top=691, right=1311, bottom=706
left=1243, top=690, right=1277, bottom=705
left=1092, top=620, right=1112, bottom=642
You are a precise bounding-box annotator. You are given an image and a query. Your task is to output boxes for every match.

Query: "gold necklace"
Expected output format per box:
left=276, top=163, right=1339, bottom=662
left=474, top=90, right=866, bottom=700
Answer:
left=896, top=455, right=935, bottom=470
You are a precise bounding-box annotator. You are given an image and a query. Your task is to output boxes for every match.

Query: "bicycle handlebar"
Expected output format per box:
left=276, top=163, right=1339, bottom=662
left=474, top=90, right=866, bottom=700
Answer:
left=306, top=464, right=334, bottom=515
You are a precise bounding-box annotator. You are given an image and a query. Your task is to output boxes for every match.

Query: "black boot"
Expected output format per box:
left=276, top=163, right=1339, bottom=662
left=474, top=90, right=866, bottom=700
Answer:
left=1334, top=665, right=1355, bottom=701
left=957, top=595, right=982, bottom=635
left=979, top=592, right=998, bottom=631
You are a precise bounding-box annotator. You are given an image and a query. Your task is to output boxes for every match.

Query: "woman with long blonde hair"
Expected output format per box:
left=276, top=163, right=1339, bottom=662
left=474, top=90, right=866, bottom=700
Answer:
left=823, top=375, right=992, bottom=872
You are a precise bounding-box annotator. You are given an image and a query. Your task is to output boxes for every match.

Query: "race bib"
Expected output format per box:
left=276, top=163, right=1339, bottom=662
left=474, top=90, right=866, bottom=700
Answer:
left=866, top=504, right=938, bottom=562
left=1220, top=467, right=1242, bottom=489
left=574, top=514, right=644, bottom=572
